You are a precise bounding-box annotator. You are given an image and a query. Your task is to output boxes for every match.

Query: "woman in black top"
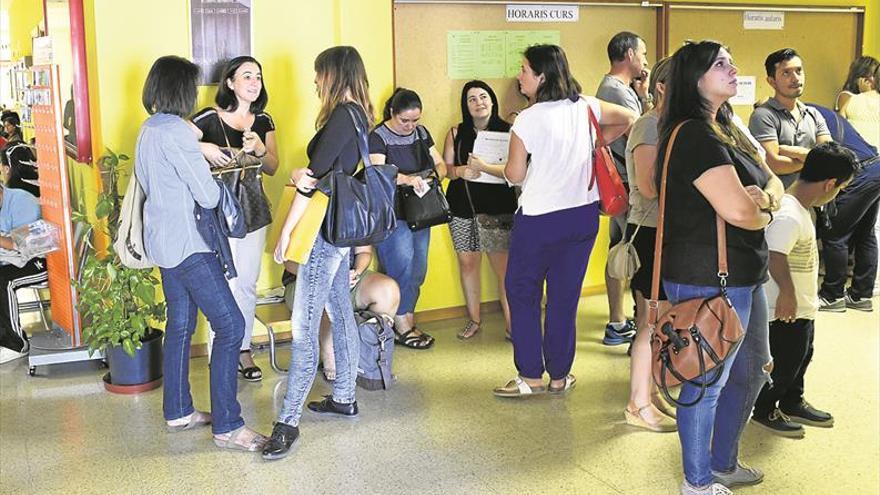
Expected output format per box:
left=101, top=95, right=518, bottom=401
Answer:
left=657, top=41, right=783, bottom=495
left=191, top=56, right=278, bottom=382
left=368, top=88, right=447, bottom=350
left=262, top=46, right=373, bottom=461
left=442, top=80, right=516, bottom=340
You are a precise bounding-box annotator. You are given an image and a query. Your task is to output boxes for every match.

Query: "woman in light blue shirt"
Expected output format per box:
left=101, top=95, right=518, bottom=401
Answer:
left=135, top=56, right=266, bottom=452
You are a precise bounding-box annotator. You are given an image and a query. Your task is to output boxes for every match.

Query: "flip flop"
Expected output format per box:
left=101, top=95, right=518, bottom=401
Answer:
left=493, top=376, right=546, bottom=398
left=166, top=410, right=212, bottom=432
left=213, top=426, right=268, bottom=452
left=548, top=374, right=577, bottom=394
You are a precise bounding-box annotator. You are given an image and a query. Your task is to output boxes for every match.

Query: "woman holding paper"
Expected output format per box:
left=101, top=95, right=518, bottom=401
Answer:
left=443, top=80, right=517, bottom=340
left=369, top=88, right=447, bottom=350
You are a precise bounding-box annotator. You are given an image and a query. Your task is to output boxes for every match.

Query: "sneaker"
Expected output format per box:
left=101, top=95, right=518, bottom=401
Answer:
left=845, top=294, right=873, bottom=312
left=712, top=461, right=764, bottom=488
left=0, top=341, right=29, bottom=365
left=750, top=409, right=805, bottom=438
left=818, top=296, right=846, bottom=312
left=680, top=480, right=733, bottom=495
left=780, top=400, right=834, bottom=427
left=603, top=319, right=636, bottom=346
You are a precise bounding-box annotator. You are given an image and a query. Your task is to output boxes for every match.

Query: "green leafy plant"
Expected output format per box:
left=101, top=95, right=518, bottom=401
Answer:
left=73, top=149, right=165, bottom=357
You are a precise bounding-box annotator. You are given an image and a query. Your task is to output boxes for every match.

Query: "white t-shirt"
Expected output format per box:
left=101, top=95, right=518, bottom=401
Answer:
left=764, top=194, right=819, bottom=320
left=510, top=96, right=602, bottom=215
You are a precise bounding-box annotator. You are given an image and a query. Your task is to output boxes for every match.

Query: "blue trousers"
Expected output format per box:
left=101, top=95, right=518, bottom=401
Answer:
left=506, top=203, right=599, bottom=380
left=376, top=220, right=430, bottom=315
left=819, top=160, right=880, bottom=300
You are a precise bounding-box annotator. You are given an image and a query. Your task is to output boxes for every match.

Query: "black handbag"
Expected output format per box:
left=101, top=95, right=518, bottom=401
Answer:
left=399, top=128, right=452, bottom=231
left=216, top=114, right=273, bottom=233
left=317, top=104, right=398, bottom=248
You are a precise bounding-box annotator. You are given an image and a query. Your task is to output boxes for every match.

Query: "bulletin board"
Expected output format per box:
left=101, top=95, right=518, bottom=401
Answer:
left=667, top=6, right=860, bottom=122
left=393, top=1, right=659, bottom=298
left=393, top=2, right=659, bottom=144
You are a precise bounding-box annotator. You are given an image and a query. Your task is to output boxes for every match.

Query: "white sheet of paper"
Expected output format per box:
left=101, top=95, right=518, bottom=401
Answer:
left=470, top=131, right=510, bottom=184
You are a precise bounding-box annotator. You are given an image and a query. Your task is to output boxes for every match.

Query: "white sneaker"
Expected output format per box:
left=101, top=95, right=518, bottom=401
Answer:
left=0, top=341, right=29, bottom=364
left=681, top=480, right=733, bottom=495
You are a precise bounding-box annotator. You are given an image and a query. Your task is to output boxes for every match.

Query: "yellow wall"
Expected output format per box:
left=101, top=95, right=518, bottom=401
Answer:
left=6, top=0, right=43, bottom=60
left=83, top=0, right=394, bottom=344
left=6, top=0, right=877, bottom=345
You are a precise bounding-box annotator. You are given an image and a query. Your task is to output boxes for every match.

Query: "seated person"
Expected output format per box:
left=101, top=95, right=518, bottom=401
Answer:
left=1, top=113, right=39, bottom=197
left=0, top=183, right=45, bottom=364
left=283, top=245, right=400, bottom=381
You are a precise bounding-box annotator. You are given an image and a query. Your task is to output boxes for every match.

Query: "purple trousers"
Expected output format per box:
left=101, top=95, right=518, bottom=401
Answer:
left=506, top=202, right=599, bottom=380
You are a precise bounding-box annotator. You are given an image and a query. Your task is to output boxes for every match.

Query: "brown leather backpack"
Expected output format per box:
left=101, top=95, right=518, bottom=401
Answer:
left=648, top=121, right=746, bottom=408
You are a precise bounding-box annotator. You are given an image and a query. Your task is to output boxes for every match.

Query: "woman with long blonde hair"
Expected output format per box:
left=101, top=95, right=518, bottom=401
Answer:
left=263, top=46, right=374, bottom=461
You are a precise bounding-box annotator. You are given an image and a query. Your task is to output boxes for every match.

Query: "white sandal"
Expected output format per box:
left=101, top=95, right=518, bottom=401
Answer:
left=548, top=374, right=577, bottom=394
left=493, top=376, right=546, bottom=398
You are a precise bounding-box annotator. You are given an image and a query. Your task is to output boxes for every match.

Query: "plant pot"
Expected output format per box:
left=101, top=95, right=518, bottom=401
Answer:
left=103, top=328, right=163, bottom=394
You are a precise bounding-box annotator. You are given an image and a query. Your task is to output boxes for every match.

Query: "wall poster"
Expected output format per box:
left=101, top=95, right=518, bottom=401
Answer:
left=191, top=0, right=252, bottom=85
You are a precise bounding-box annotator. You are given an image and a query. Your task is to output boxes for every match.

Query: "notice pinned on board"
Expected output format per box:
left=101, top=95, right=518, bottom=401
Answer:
left=743, top=11, right=785, bottom=30
left=447, top=30, right=561, bottom=80
left=506, top=4, right=579, bottom=23
left=729, top=76, right=757, bottom=106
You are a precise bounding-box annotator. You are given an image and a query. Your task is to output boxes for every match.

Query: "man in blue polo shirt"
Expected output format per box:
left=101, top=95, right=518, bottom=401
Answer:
left=0, top=182, right=45, bottom=364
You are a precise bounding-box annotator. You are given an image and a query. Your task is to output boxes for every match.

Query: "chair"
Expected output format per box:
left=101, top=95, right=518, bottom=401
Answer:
left=254, top=293, right=291, bottom=374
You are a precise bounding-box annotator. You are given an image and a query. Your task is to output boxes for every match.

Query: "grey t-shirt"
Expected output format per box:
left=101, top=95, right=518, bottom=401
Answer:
left=625, top=111, right=659, bottom=228
left=596, top=74, right=643, bottom=184
left=748, top=97, right=830, bottom=188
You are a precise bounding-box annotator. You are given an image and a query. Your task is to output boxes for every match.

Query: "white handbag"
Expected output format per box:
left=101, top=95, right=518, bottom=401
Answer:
left=113, top=175, right=155, bottom=269
left=607, top=206, right=654, bottom=281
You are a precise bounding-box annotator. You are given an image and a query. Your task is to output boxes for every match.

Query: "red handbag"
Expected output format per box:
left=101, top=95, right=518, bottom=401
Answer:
left=587, top=106, right=628, bottom=217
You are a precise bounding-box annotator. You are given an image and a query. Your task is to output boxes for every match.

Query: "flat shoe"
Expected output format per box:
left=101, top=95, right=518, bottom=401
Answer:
left=493, top=376, right=546, bottom=398
left=624, top=405, right=677, bottom=432
left=548, top=374, right=577, bottom=394
left=213, top=425, right=268, bottom=452
left=166, top=410, right=212, bottom=432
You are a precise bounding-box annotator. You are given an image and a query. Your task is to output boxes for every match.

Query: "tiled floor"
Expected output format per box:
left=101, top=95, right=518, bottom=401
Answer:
left=1, top=294, right=878, bottom=495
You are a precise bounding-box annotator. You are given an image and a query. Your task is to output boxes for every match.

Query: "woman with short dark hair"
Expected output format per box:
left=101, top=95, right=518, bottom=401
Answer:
left=191, top=55, right=278, bottom=382
left=493, top=44, right=636, bottom=397
left=136, top=55, right=266, bottom=451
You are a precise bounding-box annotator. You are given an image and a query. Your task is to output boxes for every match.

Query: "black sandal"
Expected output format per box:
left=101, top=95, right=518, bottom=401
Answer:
left=394, top=327, right=434, bottom=350
left=238, top=350, right=262, bottom=382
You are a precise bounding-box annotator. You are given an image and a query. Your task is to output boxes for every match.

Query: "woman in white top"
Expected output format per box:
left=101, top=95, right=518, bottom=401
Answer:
left=493, top=44, right=636, bottom=397
left=837, top=56, right=880, bottom=148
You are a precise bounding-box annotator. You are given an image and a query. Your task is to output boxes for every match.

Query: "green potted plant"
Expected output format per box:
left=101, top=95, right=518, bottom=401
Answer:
left=73, top=149, right=166, bottom=393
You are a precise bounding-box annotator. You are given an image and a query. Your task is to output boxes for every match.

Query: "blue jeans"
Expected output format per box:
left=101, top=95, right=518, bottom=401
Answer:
left=278, top=234, right=358, bottom=427
left=160, top=252, right=245, bottom=435
left=664, top=281, right=771, bottom=487
left=376, top=220, right=430, bottom=315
